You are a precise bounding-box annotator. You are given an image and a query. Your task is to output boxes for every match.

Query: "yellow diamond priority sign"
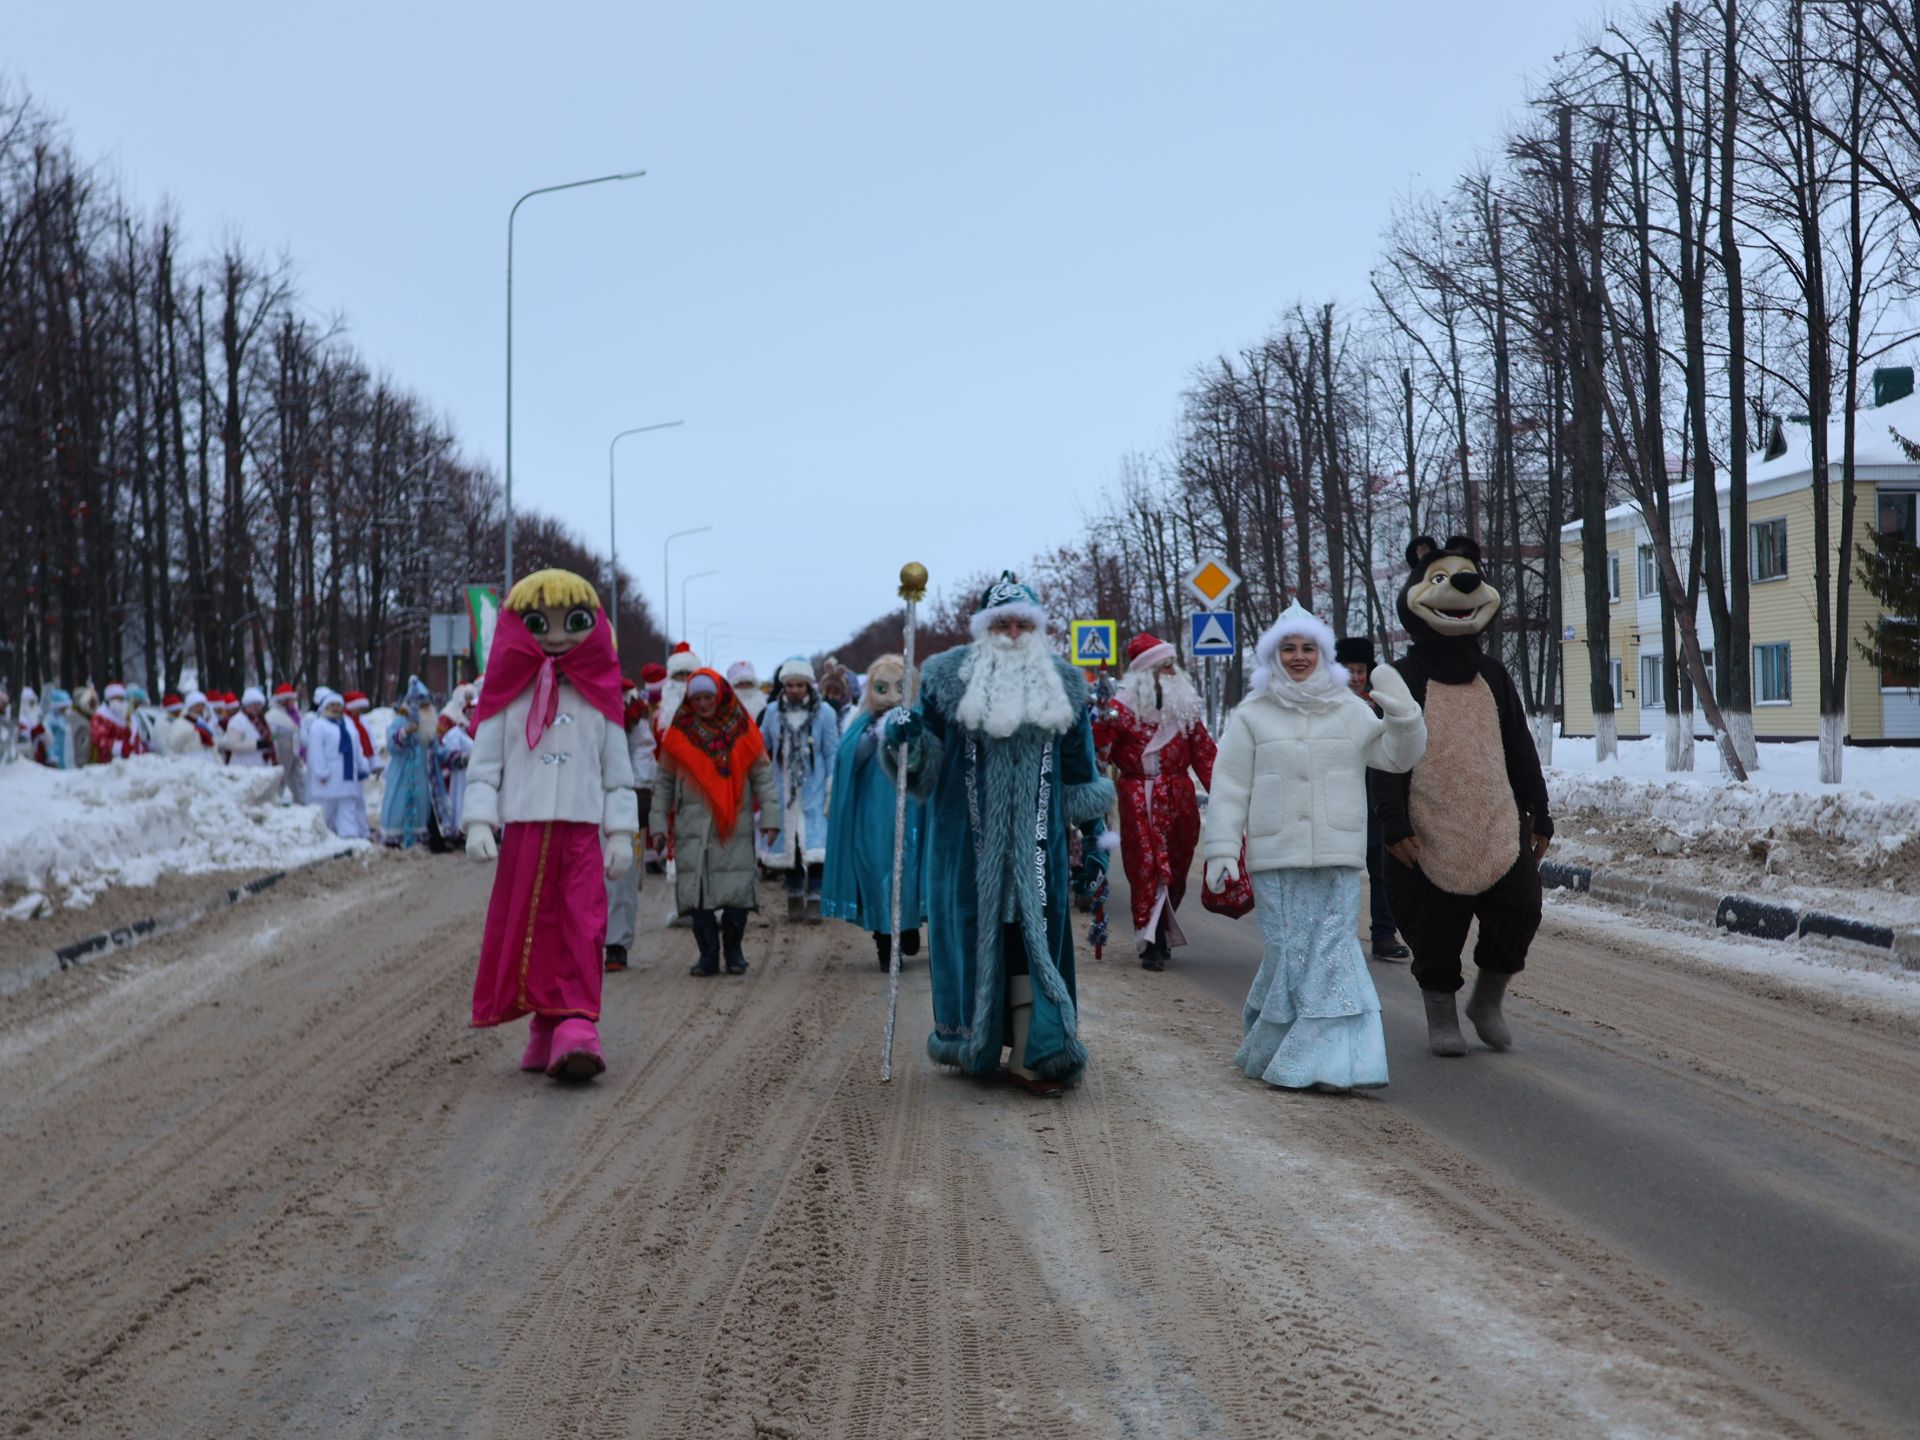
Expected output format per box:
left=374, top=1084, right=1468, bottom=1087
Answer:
left=1183, top=557, right=1242, bottom=610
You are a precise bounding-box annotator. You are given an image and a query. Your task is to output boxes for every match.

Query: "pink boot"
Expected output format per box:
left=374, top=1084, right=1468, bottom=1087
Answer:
left=545, top=1018, right=606, bottom=1081
left=521, top=1014, right=560, bottom=1072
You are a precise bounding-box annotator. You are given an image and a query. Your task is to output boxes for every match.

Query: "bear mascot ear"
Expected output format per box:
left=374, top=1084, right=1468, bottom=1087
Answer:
left=1406, top=536, right=1442, bottom=570
left=1442, top=535, right=1484, bottom=566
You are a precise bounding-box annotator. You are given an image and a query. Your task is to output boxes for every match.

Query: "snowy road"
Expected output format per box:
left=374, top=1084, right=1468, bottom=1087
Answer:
left=1, top=854, right=1912, bottom=1437
left=1169, top=880, right=1920, bottom=1436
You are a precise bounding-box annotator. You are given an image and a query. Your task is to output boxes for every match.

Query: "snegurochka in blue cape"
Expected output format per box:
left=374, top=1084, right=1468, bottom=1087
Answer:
left=821, top=655, right=926, bottom=968
left=885, top=574, right=1114, bottom=1094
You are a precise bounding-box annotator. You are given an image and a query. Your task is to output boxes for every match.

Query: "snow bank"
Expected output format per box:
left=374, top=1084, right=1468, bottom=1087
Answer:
left=1547, top=737, right=1919, bottom=848
left=0, top=756, right=364, bottom=912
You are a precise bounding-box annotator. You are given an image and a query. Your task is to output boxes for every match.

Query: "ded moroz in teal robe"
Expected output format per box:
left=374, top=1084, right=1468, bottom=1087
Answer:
left=820, top=707, right=927, bottom=933
left=886, top=648, right=1115, bottom=1085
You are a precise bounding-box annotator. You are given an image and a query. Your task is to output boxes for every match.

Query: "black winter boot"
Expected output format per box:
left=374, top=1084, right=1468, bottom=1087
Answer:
left=722, top=908, right=750, bottom=975
left=873, top=931, right=893, bottom=971
left=1464, top=970, right=1514, bottom=1051
left=901, top=928, right=921, bottom=957
left=1421, top=989, right=1468, bottom=1057
left=689, top=910, right=721, bottom=976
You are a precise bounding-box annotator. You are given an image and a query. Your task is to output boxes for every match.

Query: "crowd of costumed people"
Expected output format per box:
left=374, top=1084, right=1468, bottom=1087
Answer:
left=8, top=538, right=1550, bottom=1100
left=0, top=673, right=485, bottom=849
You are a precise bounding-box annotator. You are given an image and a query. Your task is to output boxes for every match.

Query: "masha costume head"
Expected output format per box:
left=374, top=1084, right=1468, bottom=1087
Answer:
left=863, top=654, right=907, bottom=714
left=504, top=568, right=602, bottom=656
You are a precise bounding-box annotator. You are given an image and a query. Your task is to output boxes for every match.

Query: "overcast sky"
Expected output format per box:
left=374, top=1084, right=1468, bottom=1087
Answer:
left=11, top=1, right=1580, bottom=674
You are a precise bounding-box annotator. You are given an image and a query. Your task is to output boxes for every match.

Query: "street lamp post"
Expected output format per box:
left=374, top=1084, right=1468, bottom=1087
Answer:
left=680, top=570, right=718, bottom=649
left=608, top=420, right=685, bottom=628
left=662, top=525, right=712, bottom=658
left=505, top=168, right=646, bottom=594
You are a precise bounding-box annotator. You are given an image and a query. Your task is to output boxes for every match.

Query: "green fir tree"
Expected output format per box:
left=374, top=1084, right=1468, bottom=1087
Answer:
left=1854, top=427, right=1920, bottom=687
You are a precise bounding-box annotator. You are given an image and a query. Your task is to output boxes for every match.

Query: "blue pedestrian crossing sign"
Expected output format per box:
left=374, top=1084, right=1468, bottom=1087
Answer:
left=1070, top=619, right=1117, bottom=667
left=1190, top=610, right=1236, bottom=657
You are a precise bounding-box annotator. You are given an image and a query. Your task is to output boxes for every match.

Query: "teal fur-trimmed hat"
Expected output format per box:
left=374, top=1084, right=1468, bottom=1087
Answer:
left=969, top=571, right=1050, bottom=639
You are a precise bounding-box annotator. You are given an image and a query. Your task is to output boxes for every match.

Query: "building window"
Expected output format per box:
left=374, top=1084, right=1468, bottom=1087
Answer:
left=1608, top=552, right=1621, bottom=602
left=1751, top=517, right=1789, bottom=581
left=1754, top=642, right=1792, bottom=704
left=1641, top=654, right=1664, bottom=710
left=1610, top=658, right=1624, bottom=709
left=1638, top=545, right=1659, bottom=598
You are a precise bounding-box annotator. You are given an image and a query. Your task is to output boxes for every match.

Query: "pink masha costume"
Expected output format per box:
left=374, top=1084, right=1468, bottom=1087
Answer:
left=464, top=569, right=639, bottom=1081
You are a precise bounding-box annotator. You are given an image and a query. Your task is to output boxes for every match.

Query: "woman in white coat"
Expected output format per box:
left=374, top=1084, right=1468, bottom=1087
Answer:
left=307, top=689, right=372, bottom=838
left=1202, top=603, right=1426, bottom=1092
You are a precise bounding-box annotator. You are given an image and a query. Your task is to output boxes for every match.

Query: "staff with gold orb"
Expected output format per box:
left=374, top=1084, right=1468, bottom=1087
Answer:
left=881, top=560, right=929, bottom=1082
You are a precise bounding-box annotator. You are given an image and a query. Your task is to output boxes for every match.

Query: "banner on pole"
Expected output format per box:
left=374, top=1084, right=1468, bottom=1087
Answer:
left=466, top=586, right=500, bottom=674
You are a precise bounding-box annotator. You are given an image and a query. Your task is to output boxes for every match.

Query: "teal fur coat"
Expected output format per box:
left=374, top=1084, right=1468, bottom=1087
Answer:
left=889, top=647, right=1115, bottom=1083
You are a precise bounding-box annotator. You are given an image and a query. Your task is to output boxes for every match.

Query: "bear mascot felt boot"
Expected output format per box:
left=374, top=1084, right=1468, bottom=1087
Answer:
left=521, top=1013, right=560, bottom=1072
left=546, top=1018, right=606, bottom=1080
left=1464, top=970, right=1514, bottom=1051
left=1421, top=989, right=1469, bottom=1058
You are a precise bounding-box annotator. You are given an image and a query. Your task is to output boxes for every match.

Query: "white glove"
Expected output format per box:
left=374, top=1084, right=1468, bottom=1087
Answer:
left=603, top=831, right=634, bottom=879
left=1369, top=664, right=1419, bottom=720
left=466, top=823, right=498, bottom=862
left=1205, top=856, right=1240, bottom=893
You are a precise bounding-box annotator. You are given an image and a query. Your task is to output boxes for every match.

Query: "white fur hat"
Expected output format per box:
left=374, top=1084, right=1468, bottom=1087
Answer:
left=104, top=682, right=128, bottom=702
left=1251, top=602, right=1341, bottom=689
left=240, top=685, right=267, bottom=709
left=776, top=656, right=817, bottom=686
left=184, top=689, right=210, bottom=711
left=727, top=660, right=758, bottom=687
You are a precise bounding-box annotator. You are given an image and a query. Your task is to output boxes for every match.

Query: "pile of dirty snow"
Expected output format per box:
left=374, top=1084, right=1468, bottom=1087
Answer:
left=1544, top=737, right=1919, bottom=848
left=0, top=756, right=364, bottom=916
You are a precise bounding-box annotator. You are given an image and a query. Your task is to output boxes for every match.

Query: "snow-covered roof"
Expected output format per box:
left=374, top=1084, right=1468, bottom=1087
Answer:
left=1562, top=388, right=1920, bottom=535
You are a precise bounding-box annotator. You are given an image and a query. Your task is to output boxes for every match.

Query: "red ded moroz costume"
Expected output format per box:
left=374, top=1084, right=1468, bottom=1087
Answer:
left=1094, top=633, right=1217, bottom=961
left=465, top=569, right=638, bottom=1080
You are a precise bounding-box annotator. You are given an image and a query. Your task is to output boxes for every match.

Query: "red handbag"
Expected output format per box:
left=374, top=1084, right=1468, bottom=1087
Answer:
left=1200, top=841, right=1255, bottom=920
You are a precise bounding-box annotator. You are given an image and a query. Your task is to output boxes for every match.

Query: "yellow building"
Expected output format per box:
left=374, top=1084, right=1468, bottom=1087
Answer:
left=1560, top=388, right=1920, bottom=744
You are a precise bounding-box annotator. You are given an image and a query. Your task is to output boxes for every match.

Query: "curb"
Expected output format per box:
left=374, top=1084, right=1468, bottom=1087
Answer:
left=1540, top=859, right=1917, bottom=969
left=0, top=848, right=360, bottom=999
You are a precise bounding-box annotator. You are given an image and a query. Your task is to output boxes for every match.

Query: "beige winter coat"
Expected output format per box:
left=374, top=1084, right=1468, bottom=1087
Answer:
left=650, top=751, right=779, bottom=914
left=1203, top=676, right=1426, bottom=872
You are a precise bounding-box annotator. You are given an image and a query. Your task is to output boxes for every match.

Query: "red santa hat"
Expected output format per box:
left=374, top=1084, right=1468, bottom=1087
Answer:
left=272, top=682, right=298, bottom=706
left=163, top=693, right=185, bottom=714
left=727, top=660, right=758, bottom=688
left=666, top=642, right=701, bottom=679
left=1125, top=633, right=1178, bottom=674
left=343, top=691, right=371, bottom=713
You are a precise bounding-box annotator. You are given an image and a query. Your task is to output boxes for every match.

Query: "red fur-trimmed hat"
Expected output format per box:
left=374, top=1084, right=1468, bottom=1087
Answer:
left=1125, top=632, right=1177, bottom=674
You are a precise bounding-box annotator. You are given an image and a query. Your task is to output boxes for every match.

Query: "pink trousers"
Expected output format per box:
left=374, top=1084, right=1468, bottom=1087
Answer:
left=471, top=820, right=606, bottom=1027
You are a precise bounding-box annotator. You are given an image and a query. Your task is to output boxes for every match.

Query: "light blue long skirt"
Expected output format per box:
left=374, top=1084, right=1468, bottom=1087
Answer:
left=1235, top=867, right=1388, bottom=1091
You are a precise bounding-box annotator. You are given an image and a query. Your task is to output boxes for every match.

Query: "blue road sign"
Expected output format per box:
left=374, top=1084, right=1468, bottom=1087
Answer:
left=1070, top=619, right=1117, bottom=667
left=1191, top=610, right=1236, bottom=657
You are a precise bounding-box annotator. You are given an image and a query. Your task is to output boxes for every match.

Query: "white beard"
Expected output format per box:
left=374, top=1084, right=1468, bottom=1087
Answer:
left=736, top=686, right=767, bottom=719
left=1119, top=668, right=1202, bottom=728
left=956, top=632, right=1075, bottom=738
left=657, top=679, right=688, bottom=730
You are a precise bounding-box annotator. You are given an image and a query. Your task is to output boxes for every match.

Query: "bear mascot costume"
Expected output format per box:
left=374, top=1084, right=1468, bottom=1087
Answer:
left=1368, top=536, right=1553, bottom=1057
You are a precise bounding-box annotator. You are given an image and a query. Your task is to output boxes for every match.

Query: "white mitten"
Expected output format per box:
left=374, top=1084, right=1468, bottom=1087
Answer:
left=1369, top=663, right=1419, bottom=719
left=603, top=831, right=634, bottom=878
left=466, top=823, right=498, bottom=862
left=1205, top=856, right=1240, bottom=893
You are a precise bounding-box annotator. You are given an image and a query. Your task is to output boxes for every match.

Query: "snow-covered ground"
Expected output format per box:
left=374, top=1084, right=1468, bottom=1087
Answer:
left=0, top=756, right=366, bottom=917
left=1543, top=734, right=1920, bottom=931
